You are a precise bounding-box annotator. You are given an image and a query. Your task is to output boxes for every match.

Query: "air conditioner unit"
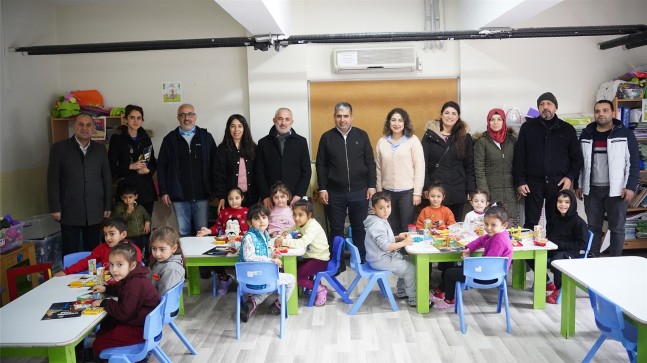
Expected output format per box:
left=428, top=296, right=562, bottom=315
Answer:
left=333, top=47, right=418, bottom=73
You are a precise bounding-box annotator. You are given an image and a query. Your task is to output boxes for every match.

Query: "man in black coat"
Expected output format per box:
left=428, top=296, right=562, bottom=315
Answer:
left=316, top=102, right=376, bottom=260
left=255, top=108, right=311, bottom=209
left=513, top=92, right=583, bottom=230
left=48, top=113, right=112, bottom=255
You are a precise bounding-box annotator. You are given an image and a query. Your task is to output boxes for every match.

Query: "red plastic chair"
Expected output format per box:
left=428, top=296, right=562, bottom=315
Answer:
left=7, top=263, right=52, bottom=301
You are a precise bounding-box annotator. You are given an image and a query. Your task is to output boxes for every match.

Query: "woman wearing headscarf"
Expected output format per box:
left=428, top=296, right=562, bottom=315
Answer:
left=473, top=108, right=518, bottom=221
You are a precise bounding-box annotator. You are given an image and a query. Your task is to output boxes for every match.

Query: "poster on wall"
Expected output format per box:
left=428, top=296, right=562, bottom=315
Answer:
left=162, top=81, right=182, bottom=103
left=91, top=116, right=106, bottom=141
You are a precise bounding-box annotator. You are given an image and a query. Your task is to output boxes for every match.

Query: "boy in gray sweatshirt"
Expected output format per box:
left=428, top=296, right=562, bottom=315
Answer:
left=364, top=192, right=433, bottom=308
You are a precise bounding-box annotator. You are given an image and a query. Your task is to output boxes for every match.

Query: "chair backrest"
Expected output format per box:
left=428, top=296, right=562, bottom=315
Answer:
left=327, top=236, right=345, bottom=272
left=142, top=295, right=167, bottom=353
left=463, top=257, right=507, bottom=289
left=581, top=230, right=594, bottom=259
left=161, top=280, right=184, bottom=325
left=588, top=287, right=631, bottom=342
left=7, top=263, right=52, bottom=301
left=63, top=251, right=92, bottom=269
left=235, top=262, right=279, bottom=295
left=345, top=239, right=361, bottom=271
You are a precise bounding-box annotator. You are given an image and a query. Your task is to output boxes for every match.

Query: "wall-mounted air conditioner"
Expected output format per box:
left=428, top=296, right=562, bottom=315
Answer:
left=333, top=47, right=418, bottom=73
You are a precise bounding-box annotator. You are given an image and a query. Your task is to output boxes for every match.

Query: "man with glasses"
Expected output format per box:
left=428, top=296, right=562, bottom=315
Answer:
left=158, top=104, right=217, bottom=238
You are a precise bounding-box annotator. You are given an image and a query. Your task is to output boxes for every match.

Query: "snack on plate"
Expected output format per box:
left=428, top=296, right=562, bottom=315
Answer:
left=275, top=246, right=289, bottom=254
left=534, top=239, right=547, bottom=247
left=512, top=240, right=523, bottom=247
left=214, top=236, right=227, bottom=245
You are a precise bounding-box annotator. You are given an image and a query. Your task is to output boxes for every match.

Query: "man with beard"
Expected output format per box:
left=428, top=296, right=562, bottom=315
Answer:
left=575, top=100, right=640, bottom=256
left=513, top=92, right=583, bottom=230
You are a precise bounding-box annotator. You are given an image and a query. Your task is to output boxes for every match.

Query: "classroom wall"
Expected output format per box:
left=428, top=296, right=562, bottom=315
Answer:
left=2, top=0, right=647, bottom=221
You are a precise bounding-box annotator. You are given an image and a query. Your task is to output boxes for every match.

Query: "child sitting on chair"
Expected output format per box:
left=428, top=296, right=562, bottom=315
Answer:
left=364, top=192, right=433, bottom=308
left=148, top=227, right=186, bottom=295
left=433, top=202, right=513, bottom=310
left=239, top=204, right=296, bottom=322
left=54, top=217, right=142, bottom=277
left=545, top=190, right=588, bottom=304
left=274, top=197, right=330, bottom=306
left=464, top=190, right=490, bottom=227
left=267, top=181, right=295, bottom=237
left=91, top=243, right=160, bottom=355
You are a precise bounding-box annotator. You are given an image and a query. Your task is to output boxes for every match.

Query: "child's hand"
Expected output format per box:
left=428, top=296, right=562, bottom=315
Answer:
left=144, top=222, right=151, bottom=234
left=196, top=227, right=211, bottom=237
left=274, top=236, right=284, bottom=247
left=402, top=235, right=413, bottom=246
left=93, top=285, right=106, bottom=293
left=54, top=271, right=66, bottom=277
left=272, top=258, right=283, bottom=268
left=91, top=299, right=103, bottom=307
left=461, top=248, right=471, bottom=259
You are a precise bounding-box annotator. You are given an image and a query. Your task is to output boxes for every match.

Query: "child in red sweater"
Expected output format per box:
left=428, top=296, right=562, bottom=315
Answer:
left=54, top=217, right=142, bottom=276
left=91, top=243, right=160, bottom=355
left=197, top=187, right=249, bottom=237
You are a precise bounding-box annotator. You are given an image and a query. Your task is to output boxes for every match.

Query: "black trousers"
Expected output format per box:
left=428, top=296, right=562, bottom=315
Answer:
left=61, top=223, right=102, bottom=256
left=523, top=177, right=561, bottom=230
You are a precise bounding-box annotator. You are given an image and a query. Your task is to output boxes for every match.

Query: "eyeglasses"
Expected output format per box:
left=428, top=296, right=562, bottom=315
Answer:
left=177, top=112, right=197, bottom=118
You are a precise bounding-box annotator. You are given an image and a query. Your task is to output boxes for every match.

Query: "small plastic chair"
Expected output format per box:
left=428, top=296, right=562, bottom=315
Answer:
left=555, top=230, right=594, bottom=304
left=63, top=251, right=92, bottom=274
left=161, top=281, right=197, bottom=355
left=344, top=240, right=398, bottom=315
left=99, top=296, right=171, bottom=363
left=7, top=263, right=52, bottom=301
left=455, top=257, right=511, bottom=334
left=235, top=262, right=286, bottom=339
left=307, top=236, right=353, bottom=307
left=583, top=287, right=637, bottom=363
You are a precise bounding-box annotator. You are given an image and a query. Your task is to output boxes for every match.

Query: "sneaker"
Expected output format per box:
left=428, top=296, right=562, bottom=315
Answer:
left=431, top=288, right=445, bottom=300
left=217, top=275, right=233, bottom=295
left=546, top=282, right=557, bottom=292
left=240, top=300, right=256, bottom=323
left=408, top=299, right=435, bottom=308
left=547, top=289, right=560, bottom=304
left=315, top=285, right=328, bottom=306
left=268, top=299, right=282, bottom=315
left=433, top=298, right=455, bottom=311
left=395, top=290, right=408, bottom=299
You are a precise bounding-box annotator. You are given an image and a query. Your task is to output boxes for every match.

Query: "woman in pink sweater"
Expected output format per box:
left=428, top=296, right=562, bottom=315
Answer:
left=375, top=108, right=425, bottom=235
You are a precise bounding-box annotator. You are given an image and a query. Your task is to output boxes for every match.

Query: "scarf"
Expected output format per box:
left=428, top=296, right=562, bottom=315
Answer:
left=275, top=130, right=291, bottom=155
left=486, top=108, right=507, bottom=144
left=178, top=126, right=196, bottom=137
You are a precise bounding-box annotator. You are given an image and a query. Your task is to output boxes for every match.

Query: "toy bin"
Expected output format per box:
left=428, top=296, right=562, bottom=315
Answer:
left=22, top=214, right=60, bottom=240
left=25, top=232, right=63, bottom=272
left=0, top=223, right=24, bottom=254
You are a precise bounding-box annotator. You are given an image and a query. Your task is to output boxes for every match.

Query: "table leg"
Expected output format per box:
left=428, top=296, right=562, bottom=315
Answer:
left=511, top=259, right=527, bottom=290
left=560, top=275, right=576, bottom=338
left=414, top=254, right=431, bottom=314
left=637, top=322, right=647, bottom=363
left=532, top=250, right=547, bottom=309
left=48, top=345, right=75, bottom=362
left=187, top=266, right=200, bottom=296
left=282, top=255, right=298, bottom=315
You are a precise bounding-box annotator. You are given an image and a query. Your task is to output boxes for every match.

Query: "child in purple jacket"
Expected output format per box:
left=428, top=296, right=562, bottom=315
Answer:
left=433, top=202, right=513, bottom=310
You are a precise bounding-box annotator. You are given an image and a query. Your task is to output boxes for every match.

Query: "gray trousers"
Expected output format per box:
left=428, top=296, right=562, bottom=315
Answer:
left=584, top=185, right=629, bottom=256
left=369, top=253, right=416, bottom=304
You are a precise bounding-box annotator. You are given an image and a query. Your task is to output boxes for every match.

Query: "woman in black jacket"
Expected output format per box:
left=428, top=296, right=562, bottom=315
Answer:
left=421, top=101, right=475, bottom=219
left=108, top=105, right=157, bottom=216
left=213, top=114, right=258, bottom=213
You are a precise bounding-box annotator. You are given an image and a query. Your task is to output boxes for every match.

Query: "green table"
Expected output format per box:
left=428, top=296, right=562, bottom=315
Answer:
left=182, top=237, right=303, bottom=315
left=407, top=240, right=557, bottom=313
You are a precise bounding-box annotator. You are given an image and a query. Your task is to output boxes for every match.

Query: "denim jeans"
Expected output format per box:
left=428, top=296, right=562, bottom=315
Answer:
left=385, top=189, right=415, bottom=235
left=584, top=185, right=628, bottom=256
left=172, top=199, right=209, bottom=237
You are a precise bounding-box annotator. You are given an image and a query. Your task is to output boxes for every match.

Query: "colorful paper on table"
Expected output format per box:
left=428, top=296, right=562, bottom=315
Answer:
left=42, top=302, right=83, bottom=320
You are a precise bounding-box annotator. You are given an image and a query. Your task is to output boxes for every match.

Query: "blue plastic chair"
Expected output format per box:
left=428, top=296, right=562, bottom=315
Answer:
left=583, top=288, right=637, bottom=363
left=455, top=257, right=511, bottom=334
left=307, top=236, right=353, bottom=307
left=234, top=262, right=286, bottom=339
left=344, top=240, right=398, bottom=315
left=99, top=296, right=171, bottom=363
left=161, top=281, right=197, bottom=355
left=555, top=230, right=594, bottom=304
left=63, top=251, right=91, bottom=273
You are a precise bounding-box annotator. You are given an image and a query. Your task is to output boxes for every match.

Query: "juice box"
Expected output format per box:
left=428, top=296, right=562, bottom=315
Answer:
left=88, top=259, right=97, bottom=275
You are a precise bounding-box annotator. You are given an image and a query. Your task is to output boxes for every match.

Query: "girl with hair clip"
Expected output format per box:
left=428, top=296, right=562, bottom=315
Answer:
left=274, top=197, right=330, bottom=306
left=433, top=202, right=513, bottom=310
left=148, top=227, right=186, bottom=295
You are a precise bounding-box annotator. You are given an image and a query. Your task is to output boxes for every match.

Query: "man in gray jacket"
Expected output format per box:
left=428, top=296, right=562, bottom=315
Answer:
left=48, top=113, right=112, bottom=255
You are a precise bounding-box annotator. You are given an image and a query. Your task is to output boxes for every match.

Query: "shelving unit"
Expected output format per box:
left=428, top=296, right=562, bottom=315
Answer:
left=612, top=97, right=643, bottom=120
